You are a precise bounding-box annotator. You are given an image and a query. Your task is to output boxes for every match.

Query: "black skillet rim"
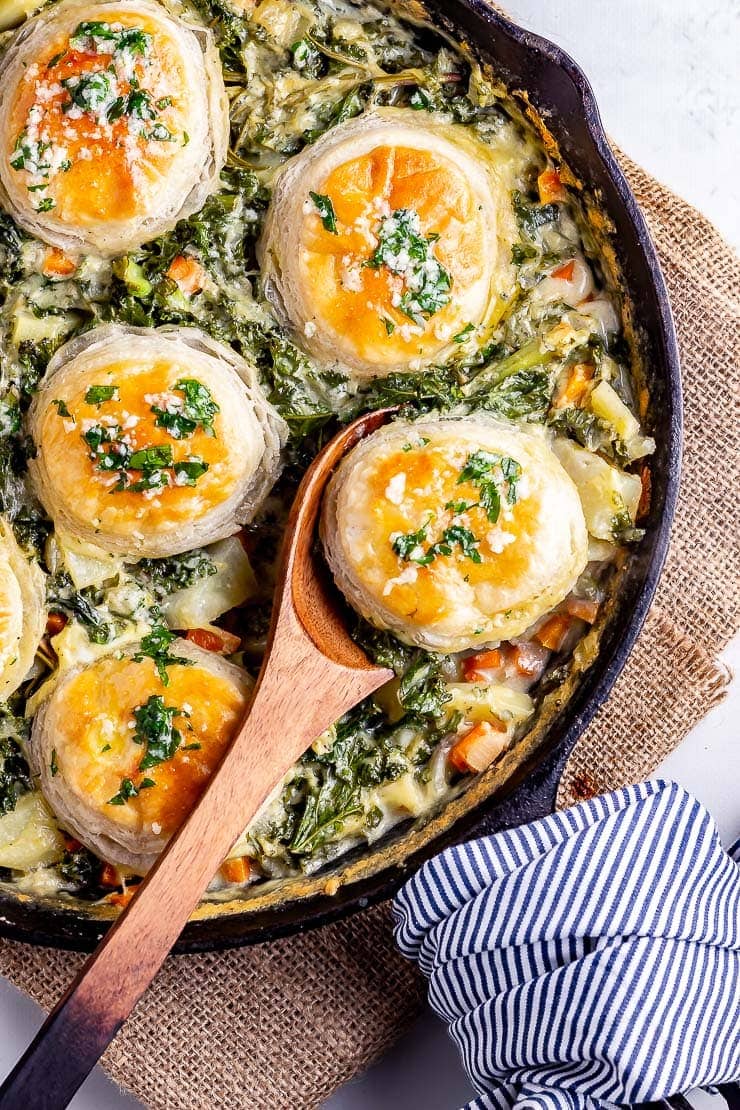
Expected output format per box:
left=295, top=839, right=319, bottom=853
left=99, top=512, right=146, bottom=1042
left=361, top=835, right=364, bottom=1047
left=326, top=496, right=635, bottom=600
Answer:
left=0, top=0, right=683, bottom=954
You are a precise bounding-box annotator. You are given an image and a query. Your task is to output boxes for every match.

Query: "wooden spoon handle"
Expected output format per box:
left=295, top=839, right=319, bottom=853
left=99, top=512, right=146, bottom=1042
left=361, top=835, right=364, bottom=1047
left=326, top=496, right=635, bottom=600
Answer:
left=0, top=635, right=384, bottom=1109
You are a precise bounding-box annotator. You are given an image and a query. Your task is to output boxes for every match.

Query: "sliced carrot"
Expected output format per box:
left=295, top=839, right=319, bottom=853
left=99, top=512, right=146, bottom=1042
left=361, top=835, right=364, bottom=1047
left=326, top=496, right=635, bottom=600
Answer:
left=551, top=259, right=575, bottom=281
left=538, top=167, right=566, bottom=204
left=509, top=641, right=548, bottom=678
left=449, top=720, right=508, bottom=774
left=100, top=863, right=121, bottom=889
left=42, top=247, right=77, bottom=278
left=166, top=254, right=206, bottom=295
left=553, top=362, right=594, bottom=409
left=462, top=649, right=502, bottom=682
left=45, top=611, right=68, bottom=636
left=637, top=465, right=652, bottom=521
left=563, top=597, right=600, bottom=623
left=220, top=856, right=251, bottom=884
left=185, top=627, right=241, bottom=654
left=108, top=886, right=137, bottom=909
left=535, top=613, right=572, bottom=651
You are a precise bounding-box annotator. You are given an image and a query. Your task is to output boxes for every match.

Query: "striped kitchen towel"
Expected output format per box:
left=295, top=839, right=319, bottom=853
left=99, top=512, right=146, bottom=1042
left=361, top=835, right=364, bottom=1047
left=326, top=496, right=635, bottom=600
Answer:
left=393, top=780, right=740, bottom=1108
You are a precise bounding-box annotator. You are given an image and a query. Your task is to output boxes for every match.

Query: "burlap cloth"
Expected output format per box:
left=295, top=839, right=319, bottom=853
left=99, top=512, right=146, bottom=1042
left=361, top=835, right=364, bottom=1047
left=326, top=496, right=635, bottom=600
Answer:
left=0, top=154, right=737, bottom=1109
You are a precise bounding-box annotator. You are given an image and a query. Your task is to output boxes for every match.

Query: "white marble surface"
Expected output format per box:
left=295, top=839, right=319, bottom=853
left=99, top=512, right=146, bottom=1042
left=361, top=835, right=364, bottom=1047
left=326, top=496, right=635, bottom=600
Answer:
left=0, top=1, right=738, bottom=1106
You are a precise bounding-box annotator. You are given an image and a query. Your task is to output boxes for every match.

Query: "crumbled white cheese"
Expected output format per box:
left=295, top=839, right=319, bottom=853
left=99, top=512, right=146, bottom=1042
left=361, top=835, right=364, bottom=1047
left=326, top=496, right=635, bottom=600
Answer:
left=383, top=565, right=419, bottom=595
left=487, top=530, right=516, bottom=554
left=384, top=472, right=406, bottom=504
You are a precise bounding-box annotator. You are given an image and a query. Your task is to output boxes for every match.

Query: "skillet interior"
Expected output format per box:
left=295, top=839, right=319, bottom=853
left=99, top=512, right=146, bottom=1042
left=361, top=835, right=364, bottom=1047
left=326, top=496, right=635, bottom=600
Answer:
left=0, top=0, right=681, bottom=953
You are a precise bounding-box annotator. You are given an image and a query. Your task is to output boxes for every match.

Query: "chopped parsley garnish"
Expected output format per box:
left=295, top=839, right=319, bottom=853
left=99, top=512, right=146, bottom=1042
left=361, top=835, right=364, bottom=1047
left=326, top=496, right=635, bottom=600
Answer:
left=391, top=521, right=481, bottom=565
left=52, top=398, right=73, bottom=418
left=430, top=524, right=481, bottom=563
left=132, top=694, right=186, bottom=771
left=69, top=21, right=151, bottom=58
left=62, top=71, right=113, bottom=113
left=457, top=450, right=522, bottom=523
left=128, top=444, right=174, bottom=490
left=108, top=777, right=139, bottom=806
left=151, top=379, right=219, bottom=439
left=391, top=522, right=430, bottom=562
left=390, top=451, right=521, bottom=566
left=36, top=197, right=56, bottom=213
left=310, top=191, right=338, bottom=234
left=365, top=208, right=452, bottom=324
left=85, top=385, right=118, bottom=405
left=383, top=317, right=395, bottom=335
left=107, top=87, right=156, bottom=123
left=82, top=423, right=209, bottom=492
left=172, top=458, right=208, bottom=485
left=133, top=624, right=192, bottom=686
left=10, top=134, right=50, bottom=174
left=107, top=775, right=155, bottom=806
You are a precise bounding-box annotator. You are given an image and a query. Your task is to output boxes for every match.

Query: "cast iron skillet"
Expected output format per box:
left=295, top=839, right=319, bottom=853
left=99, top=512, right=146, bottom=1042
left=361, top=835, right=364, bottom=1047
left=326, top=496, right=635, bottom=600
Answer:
left=0, top=0, right=682, bottom=953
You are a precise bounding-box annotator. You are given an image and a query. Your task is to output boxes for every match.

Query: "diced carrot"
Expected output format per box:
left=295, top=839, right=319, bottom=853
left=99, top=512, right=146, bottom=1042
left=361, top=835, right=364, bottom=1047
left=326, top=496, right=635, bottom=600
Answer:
left=45, top=611, right=67, bottom=636
left=553, top=362, right=594, bottom=409
left=63, top=836, right=82, bottom=852
left=637, top=465, right=652, bottom=521
left=538, top=167, right=566, bottom=204
left=563, top=597, right=600, bottom=623
left=551, top=259, right=575, bottom=281
left=186, top=627, right=241, bottom=654
left=166, top=254, right=206, bottom=295
left=107, top=886, right=136, bottom=909
left=462, top=649, right=502, bottom=682
left=509, top=641, right=548, bottom=678
left=100, top=863, right=121, bottom=889
left=449, top=720, right=508, bottom=774
left=42, top=247, right=77, bottom=278
left=535, top=613, right=572, bottom=651
left=220, top=856, right=251, bottom=884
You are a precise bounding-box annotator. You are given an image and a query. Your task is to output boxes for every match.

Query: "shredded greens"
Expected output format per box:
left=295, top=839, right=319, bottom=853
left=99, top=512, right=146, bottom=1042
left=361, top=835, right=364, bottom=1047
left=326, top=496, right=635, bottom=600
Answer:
left=0, top=0, right=649, bottom=896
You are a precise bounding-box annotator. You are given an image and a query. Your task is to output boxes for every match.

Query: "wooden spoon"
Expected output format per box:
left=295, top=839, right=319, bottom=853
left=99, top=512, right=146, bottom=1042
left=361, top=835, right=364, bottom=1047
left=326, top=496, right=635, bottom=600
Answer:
left=0, top=408, right=396, bottom=1109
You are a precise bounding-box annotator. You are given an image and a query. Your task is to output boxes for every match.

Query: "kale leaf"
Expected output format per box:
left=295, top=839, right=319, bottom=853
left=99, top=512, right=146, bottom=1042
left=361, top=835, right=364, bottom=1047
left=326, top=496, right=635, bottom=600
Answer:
left=0, top=734, right=31, bottom=817
left=131, top=550, right=217, bottom=600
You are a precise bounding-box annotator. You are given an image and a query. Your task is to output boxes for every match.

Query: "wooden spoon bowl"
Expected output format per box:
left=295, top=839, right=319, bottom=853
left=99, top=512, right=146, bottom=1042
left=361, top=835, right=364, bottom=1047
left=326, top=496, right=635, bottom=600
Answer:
left=0, top=407, right=397, bottom=1109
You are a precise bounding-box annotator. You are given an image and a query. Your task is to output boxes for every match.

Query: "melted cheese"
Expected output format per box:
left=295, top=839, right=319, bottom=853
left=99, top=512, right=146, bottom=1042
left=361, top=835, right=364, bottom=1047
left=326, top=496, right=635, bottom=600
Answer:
left=37, top=361, right=246, bottom=533
left=29, top=325, right=287, bottom=558
left=259, top=110, right=521, bottom=378
left=0, top=0, right=227, bottom=253
left=321, top=418, right=589, bottom=651
left=54, top=654, right=245, bottom=837
left=31, top=638, right=251, bottom=870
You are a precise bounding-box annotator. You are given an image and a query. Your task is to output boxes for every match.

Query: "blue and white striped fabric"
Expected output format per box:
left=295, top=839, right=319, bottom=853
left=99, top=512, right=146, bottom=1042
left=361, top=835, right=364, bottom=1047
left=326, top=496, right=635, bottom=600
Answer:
left=393, top=780, right=740, bottom=1108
